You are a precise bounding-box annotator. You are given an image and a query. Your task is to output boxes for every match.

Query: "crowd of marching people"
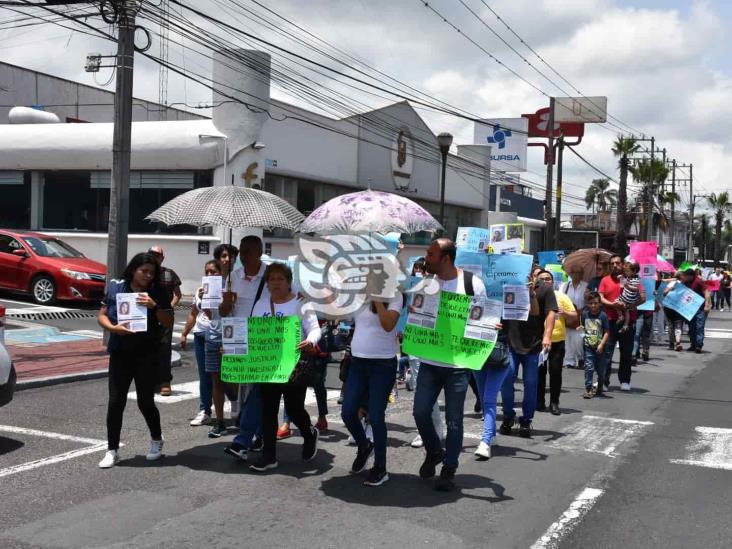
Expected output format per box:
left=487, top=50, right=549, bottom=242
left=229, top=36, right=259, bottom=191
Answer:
left=95, top=237, right=714, bottom=492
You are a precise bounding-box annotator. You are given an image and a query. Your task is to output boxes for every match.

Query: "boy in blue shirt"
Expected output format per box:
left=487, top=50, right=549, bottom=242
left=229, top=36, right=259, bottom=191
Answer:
left=579, top=292, right=609, bottom=398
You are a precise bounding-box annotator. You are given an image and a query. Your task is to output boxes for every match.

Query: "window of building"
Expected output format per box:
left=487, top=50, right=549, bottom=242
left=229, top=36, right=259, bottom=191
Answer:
left=42, top=170, right=213, bottom=234
left=0, top=171, right=31, bottom=229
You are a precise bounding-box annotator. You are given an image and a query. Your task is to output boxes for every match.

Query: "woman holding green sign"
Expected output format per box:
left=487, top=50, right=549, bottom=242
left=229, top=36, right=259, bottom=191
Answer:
left=248, top=263, right=322, bottom=473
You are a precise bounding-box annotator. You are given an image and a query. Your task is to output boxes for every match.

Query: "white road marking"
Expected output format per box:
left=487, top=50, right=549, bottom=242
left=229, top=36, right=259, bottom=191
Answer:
left=670, top=426, right=732, bottom=471
left=703, top=330, right=732, bottom=339
left=127, top=381, right=340, bottom=408
left=0, top=425, right=112, bottom=479
left=65, top=329, right=104, bottom=339
left=0, top=424, right=106, bottom=445
left=551, top=415, right=653, bottom=458
left=530, top=486, right=605, bottom=549
left=4, top=305, right=75, bottom=315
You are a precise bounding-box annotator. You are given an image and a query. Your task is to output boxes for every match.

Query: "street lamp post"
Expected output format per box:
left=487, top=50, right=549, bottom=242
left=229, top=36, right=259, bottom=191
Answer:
left=437, top=132, right=453, bottom=234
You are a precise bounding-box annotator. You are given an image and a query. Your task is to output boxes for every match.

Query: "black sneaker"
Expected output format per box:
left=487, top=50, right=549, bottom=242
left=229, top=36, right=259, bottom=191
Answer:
left=549, top=403, right=560, bottom=416
left=536, top=402, right=547, bottom=412
left=351, top=441, right=374, bottom=474
left=435, top=465, right=456, bottom=492
left=302, top=426, right=319, bottom=462
left=208, top=422, right=227, bottom=438
left=250, top=436, right=263, bottom=452
left=223, top=442, right=247, bottom=460
left=419, top=450, right=444, bottom=479
left=499, top=417, right=515, bottom=436
left=518, top=419, right=532, bottom=438
left=363, top=466, right=389, bottom=487
left=249, top=457, right=278, bottom=472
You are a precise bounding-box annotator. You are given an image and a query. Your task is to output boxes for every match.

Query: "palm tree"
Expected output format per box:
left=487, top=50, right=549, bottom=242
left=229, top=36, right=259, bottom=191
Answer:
left=612, top=136, right=640, bottom=253
left=694, top=213, right=713, bottom=262
left=629, top=158, right=669, bottom=240
left=655, top=190, right=681, bottom=234
left=585, top=178, right=618, bottom=218
left=707, top=192, right=732, bottom=266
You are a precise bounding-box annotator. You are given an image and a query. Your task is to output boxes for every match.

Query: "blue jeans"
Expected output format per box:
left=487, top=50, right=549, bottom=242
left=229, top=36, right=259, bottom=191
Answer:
left=193, top=333, right=212, bottom=414
left=501, top=350, right=539, bottom=422
left=473, top=342, right=510, bottom=445
left=583, top=345, right=605, bottom=391
left=341, top=356, right=397, bottom=469
left=233, top=384, right=262, bottom=449
left=412, top=362, right=469, bottom=469
left=688, top=309, right=706, bottom=349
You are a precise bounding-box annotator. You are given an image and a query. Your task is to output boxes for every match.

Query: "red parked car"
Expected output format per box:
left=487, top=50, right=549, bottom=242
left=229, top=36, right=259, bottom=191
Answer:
left=0, top=229, right=106, bottom=305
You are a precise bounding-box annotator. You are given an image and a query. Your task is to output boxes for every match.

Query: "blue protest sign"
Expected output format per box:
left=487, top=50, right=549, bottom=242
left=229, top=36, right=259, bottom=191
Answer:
left=538, top=250, right=565, bottom=267
left=662, top=285, right=704, bottom=321
left=456, top=227, right=490, bottom=252
left=637, top=278, right=657, bottom=311
left=483, top=254, right=534, bottom=301
left=396, top=276, right=421, bottom=333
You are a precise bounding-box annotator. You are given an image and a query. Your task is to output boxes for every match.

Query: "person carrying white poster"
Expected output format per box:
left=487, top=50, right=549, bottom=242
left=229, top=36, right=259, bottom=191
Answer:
left=222, top=317, right=249, bottom=355
left=502, top=284, right=530, bottom=321
left=116, top=293, right=148, bottom=332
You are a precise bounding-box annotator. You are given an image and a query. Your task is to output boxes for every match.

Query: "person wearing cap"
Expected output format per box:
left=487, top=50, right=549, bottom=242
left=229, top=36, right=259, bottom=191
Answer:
left=149, top=246, right=182, bottom=396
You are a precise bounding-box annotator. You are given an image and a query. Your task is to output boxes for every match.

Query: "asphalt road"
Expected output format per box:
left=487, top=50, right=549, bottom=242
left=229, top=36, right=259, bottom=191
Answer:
left=1, top=292, right=731, bottom=549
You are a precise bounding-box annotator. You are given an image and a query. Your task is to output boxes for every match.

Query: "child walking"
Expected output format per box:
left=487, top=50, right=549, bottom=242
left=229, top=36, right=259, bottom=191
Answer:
left=580, top=292, right=609, bottom=399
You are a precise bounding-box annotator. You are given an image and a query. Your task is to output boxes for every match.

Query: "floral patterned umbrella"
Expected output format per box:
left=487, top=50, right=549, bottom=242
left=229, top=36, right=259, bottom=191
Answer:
left=298, top=190, right=443, bottom=234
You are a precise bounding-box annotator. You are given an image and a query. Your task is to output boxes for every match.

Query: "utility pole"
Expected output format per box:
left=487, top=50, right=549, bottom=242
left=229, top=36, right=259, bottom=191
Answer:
left=553, top=131, right=564, bottom=249
left=544, top=97, right=555, bottom=249
left=687, top=164, right=694, bottom=261
left=643, top=137, right=655, bottom=241
left=106, top=1, right=137, bottom=284
left=670, top=159, right=676, bottom=249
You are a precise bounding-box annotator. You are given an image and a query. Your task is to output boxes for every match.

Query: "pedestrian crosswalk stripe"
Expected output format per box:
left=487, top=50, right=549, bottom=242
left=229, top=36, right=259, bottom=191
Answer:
left=703, top=330, right=732, bottom=339
left=670, top=426, right=732, bottom=471
left=530, top=486, right=605, bottom=549
left=550, top=415, right=653, bottom=458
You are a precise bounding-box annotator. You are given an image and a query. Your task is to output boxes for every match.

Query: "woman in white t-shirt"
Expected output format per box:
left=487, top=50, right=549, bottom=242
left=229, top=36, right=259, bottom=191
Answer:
left=342, top=293, right=402, bottom=487
left=179, top=260, right=218, bottom=427
left=248, top=263, right=322, bottom=473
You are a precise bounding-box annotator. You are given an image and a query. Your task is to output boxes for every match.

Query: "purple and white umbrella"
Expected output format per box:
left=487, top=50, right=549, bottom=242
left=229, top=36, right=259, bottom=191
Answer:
left=298, top=190, right=443, bottom=235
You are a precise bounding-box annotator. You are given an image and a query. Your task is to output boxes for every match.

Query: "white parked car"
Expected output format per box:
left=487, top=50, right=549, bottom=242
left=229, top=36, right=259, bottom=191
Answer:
left=0, top=306, right=15, bottom=406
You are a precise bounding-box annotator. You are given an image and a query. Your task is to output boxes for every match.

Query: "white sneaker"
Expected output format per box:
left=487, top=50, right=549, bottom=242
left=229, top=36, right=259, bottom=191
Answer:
left=592, top=381, right=598, bottom=389
left=230, top=399, right=240, bottom=419
left=98, top=450, right=119, bottom=469
left=474, top=441, right=492, bottom=460
left=620, top=383, right=631, bottom=391
left=146, top=437, right=164, bottom=461
left=190, top=410, right=211, bottom=426
left=410, top=434, right=423, bottom=448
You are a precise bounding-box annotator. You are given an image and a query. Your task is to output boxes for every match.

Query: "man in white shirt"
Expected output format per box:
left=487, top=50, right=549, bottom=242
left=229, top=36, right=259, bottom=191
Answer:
left=222, top=236, right=270, bottom=460
left=411, top=238, right=486, bottom=492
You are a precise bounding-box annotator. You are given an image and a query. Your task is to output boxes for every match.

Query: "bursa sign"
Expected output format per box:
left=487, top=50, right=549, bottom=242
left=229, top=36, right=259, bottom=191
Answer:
left=474, top=117, right=528, bottom=172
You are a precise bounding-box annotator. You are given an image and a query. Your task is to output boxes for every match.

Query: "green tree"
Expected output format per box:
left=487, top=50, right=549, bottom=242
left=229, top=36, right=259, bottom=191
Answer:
left=630, top=158, right=670, bottom=240
left=694, top=213, right=713, bottom=262
left=584, top=178, right=618, bottom=215
left=612, top=136, right=640, bottom=253
left=707, top=192, right=732, bottom=266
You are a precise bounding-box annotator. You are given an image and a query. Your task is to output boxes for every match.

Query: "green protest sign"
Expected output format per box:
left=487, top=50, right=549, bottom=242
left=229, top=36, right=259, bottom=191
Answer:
left=221, top=316, right=301, bottom=383
left=402, top=291, right=496, bottom=370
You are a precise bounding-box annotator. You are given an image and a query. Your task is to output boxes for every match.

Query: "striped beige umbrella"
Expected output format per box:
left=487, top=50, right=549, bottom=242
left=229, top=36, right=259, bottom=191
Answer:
left=146, top=186, right=304, bottom=230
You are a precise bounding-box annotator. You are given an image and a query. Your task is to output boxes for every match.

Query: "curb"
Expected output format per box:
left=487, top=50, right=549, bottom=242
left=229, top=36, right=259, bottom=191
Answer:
left=16, top=351, right=182, bottom=391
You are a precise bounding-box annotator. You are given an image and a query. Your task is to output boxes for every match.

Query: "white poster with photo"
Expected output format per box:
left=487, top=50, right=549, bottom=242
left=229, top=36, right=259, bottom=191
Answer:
left=460, top=264, right=483, bottom=279
left=222, top=317, right=249, bottom=355
left=502, top=284, right=530, bottom=321
left=491, top=238, right=522, bottom=255
left=201, top=275, right=223, bottom=309
left=640, top=264, right=656, bottom=279
left=116, top=293, right=148, bottom=332
left=464, top=297, right=501, bottom=342
left=407, top=291, right=440, bottom=330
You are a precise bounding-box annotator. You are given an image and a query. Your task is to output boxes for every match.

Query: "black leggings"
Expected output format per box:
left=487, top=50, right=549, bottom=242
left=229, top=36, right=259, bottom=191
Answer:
left=538, top=341, right=565, bottom=405
left=107, top=351, right=162, bottom=450
left=260, top=383, right=314, bottom=461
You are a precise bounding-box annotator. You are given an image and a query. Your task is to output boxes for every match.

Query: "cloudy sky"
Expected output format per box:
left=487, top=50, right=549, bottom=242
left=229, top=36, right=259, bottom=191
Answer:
left=1, top=0, right=730, bottom=215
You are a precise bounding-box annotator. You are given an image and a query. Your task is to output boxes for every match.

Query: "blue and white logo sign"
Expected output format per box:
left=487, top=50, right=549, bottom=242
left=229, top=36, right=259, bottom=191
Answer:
left=474, top=117, right=528, bottom=172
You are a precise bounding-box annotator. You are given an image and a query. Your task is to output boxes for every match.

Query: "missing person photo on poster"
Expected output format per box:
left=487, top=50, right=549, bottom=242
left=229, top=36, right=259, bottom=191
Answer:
left=502, top=284, right=530, bottom=321
left=222, top=317, right=249, bottom=355
left=407, top=291, right=440, bottom=330
left=464, top=296, right=501, bottom=342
